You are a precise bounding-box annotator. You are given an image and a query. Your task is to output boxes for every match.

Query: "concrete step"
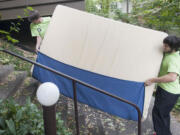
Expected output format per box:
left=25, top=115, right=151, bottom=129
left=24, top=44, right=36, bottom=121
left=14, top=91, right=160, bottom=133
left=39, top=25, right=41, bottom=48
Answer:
left=59, top=97, right=180, bottom=135
left=56, top=95, right=154, bottom=135
left=57, top=96, right=106, bottom=135
left=0, top=71, right=27, bottom=100
left=57, top=94, right=69, bottom=125
left=0, top=64, right=14, bottom=84
left=14, top=77, right=39, bottom=105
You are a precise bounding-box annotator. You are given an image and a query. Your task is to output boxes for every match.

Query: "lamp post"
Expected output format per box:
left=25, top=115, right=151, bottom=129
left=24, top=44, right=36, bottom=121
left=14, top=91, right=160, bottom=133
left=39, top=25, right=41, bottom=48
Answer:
left=37, top=82, right=60, bottom=135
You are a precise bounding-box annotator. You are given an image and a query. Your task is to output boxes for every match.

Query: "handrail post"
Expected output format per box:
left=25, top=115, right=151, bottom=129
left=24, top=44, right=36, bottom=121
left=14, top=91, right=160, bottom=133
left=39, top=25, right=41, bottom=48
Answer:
left=137, top=107, right=142, bottom=135
left=73, top=80, right=80, bottom=135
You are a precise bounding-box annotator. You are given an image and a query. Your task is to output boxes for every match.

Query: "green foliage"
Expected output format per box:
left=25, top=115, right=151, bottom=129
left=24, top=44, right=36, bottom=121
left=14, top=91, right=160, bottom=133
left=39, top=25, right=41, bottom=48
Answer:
left=85, top=0, right=135, bottom=22
left=86, top=0, right=123, bottom=18
left=0, top=23, right=20, bottom=44
left=0, top=40, right=33, bottom=74
left=112, top=9, right=129, bottom=22
left=86, top=0, right=180, bottom=35
left=174, top=97, right=180, bottom=111
left=0, top=98, right=43, bottom=135
left=0, top=14, right=23, bottom=44
left=131, top=0, right=180, bottom=35
left=0, top=30, right=19, bottom=44
left=0, top=98, right=71, bottom=135
left=24, top=6, right=34, bottom=17
left=0, top=6, right=34, bottom=44
left=0, top=30, right=9, bottom=35
left=56, top=113, right=72, bottom=135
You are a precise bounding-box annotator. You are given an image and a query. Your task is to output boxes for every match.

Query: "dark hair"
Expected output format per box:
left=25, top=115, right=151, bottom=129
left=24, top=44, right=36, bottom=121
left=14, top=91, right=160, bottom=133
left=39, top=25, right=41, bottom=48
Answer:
left=28, top=10, right=40, bottom=22
left=163, top=35, right=180, bottom=51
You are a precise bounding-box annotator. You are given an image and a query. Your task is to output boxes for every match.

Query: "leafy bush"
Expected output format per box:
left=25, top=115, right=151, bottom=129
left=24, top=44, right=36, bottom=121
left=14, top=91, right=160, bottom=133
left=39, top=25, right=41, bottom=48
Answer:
left=0, top=6, right=34, bottom=44
left=131, top=0, right=180, bottom=35
left=0, top=40, right=33, bottom=74
left=86, top=0, right=180, bottom=36
left=0, top=16, right=22, bottom=44
left=0, top=98, right=71, bottom=135
left=0, top=30, right=19, bottom=44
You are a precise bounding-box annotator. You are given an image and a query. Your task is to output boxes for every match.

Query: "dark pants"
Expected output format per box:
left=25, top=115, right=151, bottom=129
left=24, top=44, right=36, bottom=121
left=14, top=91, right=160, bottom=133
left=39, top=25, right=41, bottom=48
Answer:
left=152, top=86, right=179, bottom=135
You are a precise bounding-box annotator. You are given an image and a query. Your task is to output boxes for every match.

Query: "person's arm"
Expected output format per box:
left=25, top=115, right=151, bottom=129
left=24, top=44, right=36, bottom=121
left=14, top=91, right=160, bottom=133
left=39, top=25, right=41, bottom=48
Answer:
left=36, top=36, right=42, bottom=52
left=145, top=72, right=177, bottom=86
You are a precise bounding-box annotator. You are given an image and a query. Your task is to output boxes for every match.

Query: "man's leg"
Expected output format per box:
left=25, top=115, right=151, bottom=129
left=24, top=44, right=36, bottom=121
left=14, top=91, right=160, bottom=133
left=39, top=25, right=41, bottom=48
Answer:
left=152, top=86, right=179, bottom=135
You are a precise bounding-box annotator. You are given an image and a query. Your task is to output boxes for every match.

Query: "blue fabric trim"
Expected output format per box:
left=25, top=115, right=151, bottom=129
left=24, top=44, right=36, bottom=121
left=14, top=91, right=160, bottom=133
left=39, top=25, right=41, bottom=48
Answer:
left=33, top=52, right=145, bottom=121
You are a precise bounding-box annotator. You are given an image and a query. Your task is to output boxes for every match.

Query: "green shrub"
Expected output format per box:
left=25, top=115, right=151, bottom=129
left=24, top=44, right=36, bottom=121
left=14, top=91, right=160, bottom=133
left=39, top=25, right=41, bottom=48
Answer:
left=0, top=98, right=71, bottom=135
left=0, top=40, right=33, bottom=74
left=0, top=6, right=34, bottom=44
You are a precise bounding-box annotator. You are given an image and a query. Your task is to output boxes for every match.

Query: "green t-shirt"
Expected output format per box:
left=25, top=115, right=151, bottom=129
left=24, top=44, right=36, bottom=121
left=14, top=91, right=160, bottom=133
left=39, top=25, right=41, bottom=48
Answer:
left=158, top=51, right=180, bottom=94
left=30, top=17, right=51, bottom=39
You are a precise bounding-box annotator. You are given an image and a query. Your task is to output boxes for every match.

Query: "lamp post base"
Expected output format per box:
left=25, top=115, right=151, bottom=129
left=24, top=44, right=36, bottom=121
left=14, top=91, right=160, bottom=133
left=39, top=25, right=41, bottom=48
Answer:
left=43, top=105, right=57, bottom=135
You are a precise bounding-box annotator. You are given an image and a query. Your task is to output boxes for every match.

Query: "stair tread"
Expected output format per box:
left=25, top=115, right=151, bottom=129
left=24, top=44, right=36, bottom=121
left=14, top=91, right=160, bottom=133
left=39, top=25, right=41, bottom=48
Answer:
left=0, top=64, right=14, bottom=83
left=57, top=95, right=154, bottom=135
left=14, top=77, right=39, bottom=105
left=0, top=71, right=27, bottom=100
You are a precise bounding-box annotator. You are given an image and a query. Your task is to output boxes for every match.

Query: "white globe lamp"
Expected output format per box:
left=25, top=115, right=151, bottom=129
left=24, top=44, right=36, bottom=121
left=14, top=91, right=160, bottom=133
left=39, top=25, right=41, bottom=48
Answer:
left=36, top=82, right=60, bottom=106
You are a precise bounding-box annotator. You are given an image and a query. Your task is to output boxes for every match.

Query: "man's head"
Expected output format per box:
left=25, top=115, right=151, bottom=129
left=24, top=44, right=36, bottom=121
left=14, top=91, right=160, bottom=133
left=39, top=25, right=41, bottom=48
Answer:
left=28, top=10, right=41, bottom=24
left=163, top=35, right=180, bottom=53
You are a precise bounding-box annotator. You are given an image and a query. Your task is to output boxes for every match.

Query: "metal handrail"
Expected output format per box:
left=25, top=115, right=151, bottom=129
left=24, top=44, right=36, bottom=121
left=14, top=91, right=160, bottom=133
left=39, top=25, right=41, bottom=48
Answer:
left=0, top=48, right=142, bottom=135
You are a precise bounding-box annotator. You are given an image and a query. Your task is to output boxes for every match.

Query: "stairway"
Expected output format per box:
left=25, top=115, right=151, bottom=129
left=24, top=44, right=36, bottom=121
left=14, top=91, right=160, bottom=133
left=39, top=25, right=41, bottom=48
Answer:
left=57, top=95, right=152, bottom=135
left=0, top=64, right=39, bottom=105
left=57, top=92, right=180, bottom=135
left=0, top=64, right=149, bottom=134
left=1, top=64, right=180, bottom=135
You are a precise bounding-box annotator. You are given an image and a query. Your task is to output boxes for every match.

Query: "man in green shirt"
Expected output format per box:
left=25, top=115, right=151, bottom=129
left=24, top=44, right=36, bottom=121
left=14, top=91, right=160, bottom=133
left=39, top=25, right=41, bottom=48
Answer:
left=28, top=10, right=51, bottom=52
left=145, top=35, right=180, bottom=135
